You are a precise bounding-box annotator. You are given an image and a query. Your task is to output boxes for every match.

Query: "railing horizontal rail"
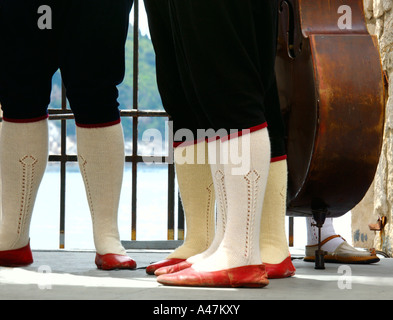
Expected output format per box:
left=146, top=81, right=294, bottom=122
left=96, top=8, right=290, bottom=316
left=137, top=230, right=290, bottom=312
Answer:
left=48, top=109, right=168, bottom=120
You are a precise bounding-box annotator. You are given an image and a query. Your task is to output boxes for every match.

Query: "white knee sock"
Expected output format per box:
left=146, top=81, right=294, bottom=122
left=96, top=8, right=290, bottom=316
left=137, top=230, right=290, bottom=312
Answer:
left=259, top=159, right=290, bottom=264
left=0, top=119, right=48, bottom=250
left=76, top=123, right=126, bottom=256
left=167, top=141, right=215, bottom=259
left=192, top=128, right=271, bottom=272
left=187, top=139, right=227, bottom=264
left=306, top=217, right=344, bottom=252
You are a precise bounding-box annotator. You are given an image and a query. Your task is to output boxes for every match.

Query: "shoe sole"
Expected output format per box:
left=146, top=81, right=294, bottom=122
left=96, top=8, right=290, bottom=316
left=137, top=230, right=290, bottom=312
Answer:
left=157, top=264, right=269, bottom=288
left=304, top=255, right=380, bottom=264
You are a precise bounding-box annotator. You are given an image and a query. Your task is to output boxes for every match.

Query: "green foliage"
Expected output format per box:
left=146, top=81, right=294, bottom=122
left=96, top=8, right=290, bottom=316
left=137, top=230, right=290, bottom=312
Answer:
left=120, top=27, right=163, bottom=112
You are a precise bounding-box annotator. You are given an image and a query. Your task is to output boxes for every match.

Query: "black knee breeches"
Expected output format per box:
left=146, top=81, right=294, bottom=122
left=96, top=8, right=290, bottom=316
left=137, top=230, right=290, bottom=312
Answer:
left=144, top=0, right=286, bottom=159
left=0, top=0, right=133, bottom=127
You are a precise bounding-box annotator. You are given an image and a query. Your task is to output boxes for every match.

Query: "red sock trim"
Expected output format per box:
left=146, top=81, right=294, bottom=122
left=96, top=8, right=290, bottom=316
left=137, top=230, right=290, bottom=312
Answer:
left=220, top=122, right=268, bottom=142
left=2, top=114, right=49, bottom=123
left=173, top=137, right=206, bottom=148
left=75, top=118, right=121, bottom=128
left=271, top=155, right=287, bottom=163
left=206, top=136, right=221, bottom=143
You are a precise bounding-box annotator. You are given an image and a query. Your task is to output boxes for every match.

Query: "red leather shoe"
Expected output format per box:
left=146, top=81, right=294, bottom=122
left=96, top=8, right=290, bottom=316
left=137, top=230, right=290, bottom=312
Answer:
left=155, top=260, right=192, bottom=276
left=156, top=264, right=269, bottom=288
left=146, top=258, right=185, bottom=275
left=95, top=253, right=137, bottom=270
left=264, top=256, right=296, bottom=279
left=155, top=256, right=296, bottom=279
left=0, top=242, right=33, bottom=267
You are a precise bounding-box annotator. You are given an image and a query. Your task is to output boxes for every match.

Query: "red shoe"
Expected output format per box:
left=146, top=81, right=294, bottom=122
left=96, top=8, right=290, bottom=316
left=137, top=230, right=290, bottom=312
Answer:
left=155, top=256, right=296, bottom=279
left=156, top=264, right=269, bottom=288
left=146, top=258, right=185, bottom=275
left=155, top=260, right=192, bottom=276
left=0, top=242, right=33, bottom=267
left=95, top=253, right=137, bottom=270
left=264, top=256, right=296, bottom=279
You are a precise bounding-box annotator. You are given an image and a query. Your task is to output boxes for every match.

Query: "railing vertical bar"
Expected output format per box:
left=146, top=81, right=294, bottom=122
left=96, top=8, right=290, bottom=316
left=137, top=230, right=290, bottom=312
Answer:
left=177, top=193, right=184, bottom=241
left=167, top=163, right=175, bottom=240
left=131, top=0, right=139, bottom=241
left=288, top=216, right=294, bottom=247
left=59, top=80, right=67, bottom=249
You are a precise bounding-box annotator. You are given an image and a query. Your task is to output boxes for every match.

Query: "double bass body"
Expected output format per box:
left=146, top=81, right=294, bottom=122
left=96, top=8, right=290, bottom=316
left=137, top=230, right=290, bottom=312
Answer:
left=276, top=0, right=385, bottom=218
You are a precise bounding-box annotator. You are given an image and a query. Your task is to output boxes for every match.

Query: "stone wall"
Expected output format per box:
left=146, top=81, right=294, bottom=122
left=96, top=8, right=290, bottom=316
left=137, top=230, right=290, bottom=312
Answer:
left=351, top=0, right=393, bottom=255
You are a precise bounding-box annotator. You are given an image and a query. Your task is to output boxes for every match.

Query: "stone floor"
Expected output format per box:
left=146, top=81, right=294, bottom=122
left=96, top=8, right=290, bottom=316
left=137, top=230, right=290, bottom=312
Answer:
left=0, top=248, right=392, bottom=302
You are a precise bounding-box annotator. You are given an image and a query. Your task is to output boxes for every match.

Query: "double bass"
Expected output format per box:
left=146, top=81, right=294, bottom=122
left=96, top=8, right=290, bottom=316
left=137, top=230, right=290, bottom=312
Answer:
left=276, top=0, right=385, bottom=267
